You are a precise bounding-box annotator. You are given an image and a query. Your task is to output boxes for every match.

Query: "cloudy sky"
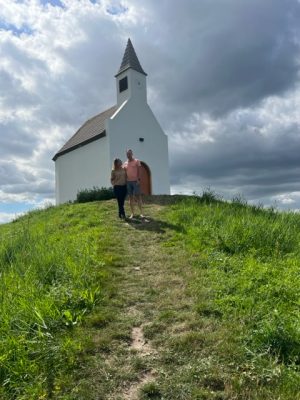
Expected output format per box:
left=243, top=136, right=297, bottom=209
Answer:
left=1, top=0, right=300, bottom=223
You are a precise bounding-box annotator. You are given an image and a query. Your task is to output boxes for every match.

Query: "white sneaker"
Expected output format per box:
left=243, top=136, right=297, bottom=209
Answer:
left=129, top=214, right=134, bottom=219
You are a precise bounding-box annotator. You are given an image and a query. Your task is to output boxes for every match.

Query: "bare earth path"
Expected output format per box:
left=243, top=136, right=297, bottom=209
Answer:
left=108, top=204, right=198, bottom=399
left=67, top=202, right=226, bottom=400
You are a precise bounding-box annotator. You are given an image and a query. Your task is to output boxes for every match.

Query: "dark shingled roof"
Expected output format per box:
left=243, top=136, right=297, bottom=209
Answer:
left=52, top=105, right=117, bottom=161
left=115, top=38, right=147, bottom=77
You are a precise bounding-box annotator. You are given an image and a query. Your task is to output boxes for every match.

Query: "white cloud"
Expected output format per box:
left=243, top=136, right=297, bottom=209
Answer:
left=272, top=192, right=300, bottom=205
left=0, top=0, right=130, bottom=211
left=0, top=211, right=24, bottom=224
left=1, top=0, right=300, bottom=219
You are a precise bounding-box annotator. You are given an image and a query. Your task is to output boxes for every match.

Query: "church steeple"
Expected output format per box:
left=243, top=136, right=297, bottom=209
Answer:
left=115, top=39, right=148, bottom=106
left=115, top=38, right=147, bottom=77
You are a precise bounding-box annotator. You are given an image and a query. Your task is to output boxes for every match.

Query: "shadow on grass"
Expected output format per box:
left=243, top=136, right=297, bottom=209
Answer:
left=142, top=193, right=222, bottom=206
left=142, top=194, right=189, bottom=206
left=125, top=216, right=185, bottom=234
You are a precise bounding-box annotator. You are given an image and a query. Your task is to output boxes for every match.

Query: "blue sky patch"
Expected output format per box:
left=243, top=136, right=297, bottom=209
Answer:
left=0, top=202, right=34, bottom=214
left=40, top=0, right=65, bottom=8
left=106, top=3, right=128, bottom=15
left=0, top=21, right=34, bottom=36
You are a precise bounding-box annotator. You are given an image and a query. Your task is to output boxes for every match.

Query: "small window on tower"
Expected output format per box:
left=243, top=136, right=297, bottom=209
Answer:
left=119, top=77, right=128, bottom=93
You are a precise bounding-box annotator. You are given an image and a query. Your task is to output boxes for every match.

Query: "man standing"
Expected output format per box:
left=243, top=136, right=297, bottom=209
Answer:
left=123, top=149, right=144, bottom=219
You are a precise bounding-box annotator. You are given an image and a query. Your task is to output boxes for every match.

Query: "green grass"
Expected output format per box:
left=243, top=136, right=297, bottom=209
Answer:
left=0, top=202, right=119, bottom=399
left=166, top=195, right=300, bottom=398
left=0, top=195, right=299, bottom=399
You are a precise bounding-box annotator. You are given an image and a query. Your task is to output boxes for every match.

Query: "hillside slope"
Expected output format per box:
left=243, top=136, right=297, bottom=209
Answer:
left=0, top=196, right=299, bottom=399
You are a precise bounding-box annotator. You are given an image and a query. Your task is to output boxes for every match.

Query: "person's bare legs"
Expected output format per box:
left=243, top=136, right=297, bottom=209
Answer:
left=137, top=194, right=144, bottom=217
left=128, top=195, right=143, bottom=218
left=129, top=195, right=135, bottom=218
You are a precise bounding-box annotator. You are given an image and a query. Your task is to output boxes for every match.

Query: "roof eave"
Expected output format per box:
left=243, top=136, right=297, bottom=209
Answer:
left=52, top=130, right=106, bottom=161
left=115, top=66, right=147, bottom=78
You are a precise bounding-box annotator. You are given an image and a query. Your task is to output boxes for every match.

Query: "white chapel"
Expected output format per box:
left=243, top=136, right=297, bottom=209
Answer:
left=53, top=39, right=170, bottom=204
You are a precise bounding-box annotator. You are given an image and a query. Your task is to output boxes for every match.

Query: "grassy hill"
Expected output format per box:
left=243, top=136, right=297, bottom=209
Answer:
left=0, top=195, right=299, bottom=399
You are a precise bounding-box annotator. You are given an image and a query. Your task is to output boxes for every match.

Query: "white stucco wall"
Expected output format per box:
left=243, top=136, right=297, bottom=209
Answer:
left=55, top=137, right=111, bottom=204
left=107, top=97, right=170, bottom=194
left=116, top=69, right=147, bottom=106
left=55, top=63, right=170, bottom=202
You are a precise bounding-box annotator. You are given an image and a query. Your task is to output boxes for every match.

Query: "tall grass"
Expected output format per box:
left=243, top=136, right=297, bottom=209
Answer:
left=1, top=194, right=299, bottom=398
left=167, top=193, right=300, bottom=396
left=0, top=203, right=112, bottom=399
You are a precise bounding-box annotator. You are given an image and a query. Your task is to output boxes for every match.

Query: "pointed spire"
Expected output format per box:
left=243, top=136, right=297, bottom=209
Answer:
left=115, top=38, right=147, bottom=77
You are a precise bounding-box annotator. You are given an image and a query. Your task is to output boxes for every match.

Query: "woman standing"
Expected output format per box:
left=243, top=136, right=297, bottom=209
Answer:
left=111, top=158, right=127, bottom=219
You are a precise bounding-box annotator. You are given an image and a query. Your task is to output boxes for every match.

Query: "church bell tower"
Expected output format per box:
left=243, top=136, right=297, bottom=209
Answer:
left=115, top=39, right=148, bottom=106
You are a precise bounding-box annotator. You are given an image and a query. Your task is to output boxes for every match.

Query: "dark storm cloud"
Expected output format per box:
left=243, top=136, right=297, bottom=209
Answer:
left=0, top=161, right=33, bottom=185
left=170, top=106, right=300, bottom=201
left=0, top=121, right=36, bottom=158
left=3, top=180, right=54, bottom=195
left=142, top=0, right=300, bottom=124
left=0, top=160, right=54, bottom=200
left=172, top=131, right=300, bottom=179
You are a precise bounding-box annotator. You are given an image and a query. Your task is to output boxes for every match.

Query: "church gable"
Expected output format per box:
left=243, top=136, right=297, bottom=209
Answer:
left=53, top=38, right=170, bottom=204
left=52, top=105, right=117, bottom=161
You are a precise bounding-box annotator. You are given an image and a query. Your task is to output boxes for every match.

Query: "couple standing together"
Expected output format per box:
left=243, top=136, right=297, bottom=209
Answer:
left=110, top=149, right=144, bottom=220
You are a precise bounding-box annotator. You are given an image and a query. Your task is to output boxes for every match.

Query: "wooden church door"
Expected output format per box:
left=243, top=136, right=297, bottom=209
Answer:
left=140, top=162, right=151, bottom=195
